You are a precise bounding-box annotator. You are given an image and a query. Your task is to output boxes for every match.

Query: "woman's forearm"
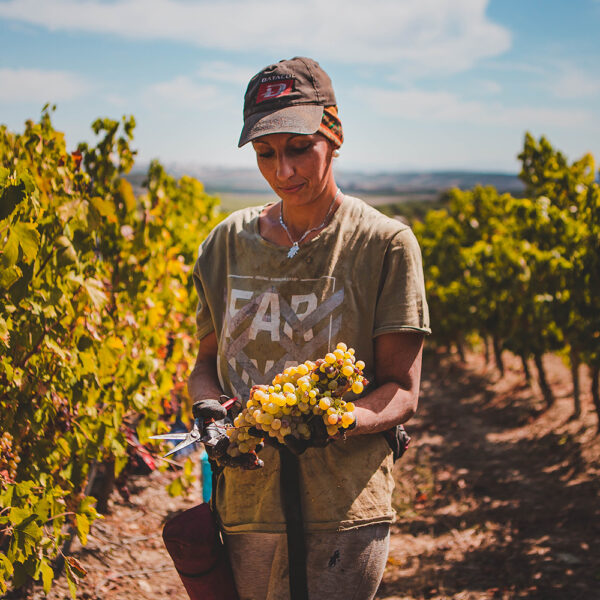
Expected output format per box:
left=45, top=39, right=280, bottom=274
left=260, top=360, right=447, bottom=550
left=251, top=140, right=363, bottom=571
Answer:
left=345, top=331, right=424, bottom=436
left=346, top=381, right=418, bottom=436
left=187, top=332, right=223, bottom=404
left=187, top=359, right=223, bottom=404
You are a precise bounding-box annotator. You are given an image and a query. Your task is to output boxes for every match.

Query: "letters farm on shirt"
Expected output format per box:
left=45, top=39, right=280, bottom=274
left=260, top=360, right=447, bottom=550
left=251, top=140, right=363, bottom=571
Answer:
left=218, top=274, right=344, bottom=399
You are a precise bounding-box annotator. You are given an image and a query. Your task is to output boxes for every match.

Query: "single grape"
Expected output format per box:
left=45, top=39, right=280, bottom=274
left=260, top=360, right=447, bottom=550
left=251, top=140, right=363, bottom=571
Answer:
left=341, top=365, right=354, bottom=378
left=352, top=381, right=364, bottom=394
left=297, top=364, right=309, bottom=376
left=319, top=398, right=331, bottom=410
left=335, top=349, right=346, bottom=361
left=254, top=389, right=268, bottom=403
left=341, top=412, right=355, bottom=427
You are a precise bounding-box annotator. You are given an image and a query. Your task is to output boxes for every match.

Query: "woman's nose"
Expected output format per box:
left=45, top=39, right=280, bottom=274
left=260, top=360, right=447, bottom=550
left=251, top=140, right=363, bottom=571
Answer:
left=276, top=154, right=294, bottom=180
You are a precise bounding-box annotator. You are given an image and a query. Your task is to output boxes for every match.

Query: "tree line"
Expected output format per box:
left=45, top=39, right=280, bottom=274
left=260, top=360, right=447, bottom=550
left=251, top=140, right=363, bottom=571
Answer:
left=414, top=133, right=600, bottom=425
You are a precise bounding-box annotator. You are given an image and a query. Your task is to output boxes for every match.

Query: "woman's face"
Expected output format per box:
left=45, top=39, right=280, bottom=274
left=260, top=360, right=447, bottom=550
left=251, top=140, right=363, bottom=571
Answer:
left=251, top=133, right=336, bottom=207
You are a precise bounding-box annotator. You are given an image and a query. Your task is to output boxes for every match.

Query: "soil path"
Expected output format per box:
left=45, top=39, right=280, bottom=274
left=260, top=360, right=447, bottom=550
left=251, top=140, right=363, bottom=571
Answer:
left=378, top=351, right=600, bottom=600
left=23, top=351, right=600, bottom=600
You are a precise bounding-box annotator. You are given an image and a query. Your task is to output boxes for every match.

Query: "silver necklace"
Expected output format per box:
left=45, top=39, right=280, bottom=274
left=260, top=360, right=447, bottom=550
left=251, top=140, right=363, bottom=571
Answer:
left=279, top=189, right=341, bottom=258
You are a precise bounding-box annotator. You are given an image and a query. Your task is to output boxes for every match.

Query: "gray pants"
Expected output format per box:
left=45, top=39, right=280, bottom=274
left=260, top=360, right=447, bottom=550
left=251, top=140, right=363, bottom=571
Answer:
left=225, top=523, right=390, bottom=600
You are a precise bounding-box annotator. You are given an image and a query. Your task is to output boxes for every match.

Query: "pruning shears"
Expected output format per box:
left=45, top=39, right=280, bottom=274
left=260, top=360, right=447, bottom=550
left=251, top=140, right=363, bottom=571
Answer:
left=150, top=397, right=237, bottom=458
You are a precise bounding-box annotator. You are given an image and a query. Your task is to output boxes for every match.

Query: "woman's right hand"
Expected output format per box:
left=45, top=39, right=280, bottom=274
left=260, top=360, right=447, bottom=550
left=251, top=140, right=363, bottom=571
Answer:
left=192, top=398, right=228, bottom=421
left=193, top=397, right=263, bottom=469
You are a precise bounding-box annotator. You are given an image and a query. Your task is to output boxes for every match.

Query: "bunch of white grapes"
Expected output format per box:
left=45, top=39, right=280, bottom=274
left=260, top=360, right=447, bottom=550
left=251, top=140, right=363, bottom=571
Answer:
left=225, top=342, right=367, bottom=457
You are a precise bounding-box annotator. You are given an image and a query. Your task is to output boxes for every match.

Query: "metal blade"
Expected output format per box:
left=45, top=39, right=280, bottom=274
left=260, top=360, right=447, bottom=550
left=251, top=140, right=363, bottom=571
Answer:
left=163, top=437, right=200, bottom=457
left=149, top=433, right=188, bottom=440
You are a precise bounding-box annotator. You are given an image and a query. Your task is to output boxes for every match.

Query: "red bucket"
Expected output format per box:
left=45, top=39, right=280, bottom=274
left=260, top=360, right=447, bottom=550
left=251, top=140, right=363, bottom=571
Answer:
left=162, top=503, right=239, bottom=600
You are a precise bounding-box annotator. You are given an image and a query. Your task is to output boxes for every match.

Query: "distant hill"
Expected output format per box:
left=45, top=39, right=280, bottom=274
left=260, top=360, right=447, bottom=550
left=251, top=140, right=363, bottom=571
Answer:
left=336, top=170, right=524, bottom=196
left=129, top=164, right=523, bottom=194
left=126, top=164, right=525, bottom=211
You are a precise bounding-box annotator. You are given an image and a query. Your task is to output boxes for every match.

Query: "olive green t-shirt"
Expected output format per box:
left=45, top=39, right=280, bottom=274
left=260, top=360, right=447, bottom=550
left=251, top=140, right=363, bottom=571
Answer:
left=193, top=194, right=430, bottom=533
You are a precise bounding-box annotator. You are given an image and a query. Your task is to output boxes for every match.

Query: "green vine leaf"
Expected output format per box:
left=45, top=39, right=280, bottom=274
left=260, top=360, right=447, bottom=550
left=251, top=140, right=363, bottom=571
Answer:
left=12, top=222, right=40, bottom=262
left=39, top=559, right=53, bottom=593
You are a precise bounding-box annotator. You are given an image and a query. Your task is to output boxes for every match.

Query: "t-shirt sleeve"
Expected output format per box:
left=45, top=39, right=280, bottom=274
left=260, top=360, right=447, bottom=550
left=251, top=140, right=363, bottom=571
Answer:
left=192, top=244, right=216, bottom=341
left=373, top=227, right=431, bottom=336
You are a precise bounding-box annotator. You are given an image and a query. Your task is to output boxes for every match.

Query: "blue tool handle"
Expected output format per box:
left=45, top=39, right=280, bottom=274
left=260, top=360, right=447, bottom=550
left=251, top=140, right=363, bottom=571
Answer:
left=199, top=449, right=212, bottom=504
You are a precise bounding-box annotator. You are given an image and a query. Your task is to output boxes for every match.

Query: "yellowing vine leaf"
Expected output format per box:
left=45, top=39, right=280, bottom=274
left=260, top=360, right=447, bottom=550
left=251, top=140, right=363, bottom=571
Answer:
left=82, top=277, right=107, bottom=309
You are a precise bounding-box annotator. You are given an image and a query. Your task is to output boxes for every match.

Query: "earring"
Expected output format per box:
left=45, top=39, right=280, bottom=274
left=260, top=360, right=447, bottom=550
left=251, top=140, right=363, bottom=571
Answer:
left=332, top=148, right=340, bottom=157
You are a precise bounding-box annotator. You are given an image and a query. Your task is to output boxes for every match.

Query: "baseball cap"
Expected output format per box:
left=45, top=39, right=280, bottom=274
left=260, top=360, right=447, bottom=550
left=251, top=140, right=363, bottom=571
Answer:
left=238, top=57, right=337, bottom=147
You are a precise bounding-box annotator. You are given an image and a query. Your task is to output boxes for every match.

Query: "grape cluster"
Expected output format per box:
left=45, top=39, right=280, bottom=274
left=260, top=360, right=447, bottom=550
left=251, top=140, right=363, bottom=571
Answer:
left=0, top=432, right=20, bottom=481
left=225, top=342, right=367, bottom=458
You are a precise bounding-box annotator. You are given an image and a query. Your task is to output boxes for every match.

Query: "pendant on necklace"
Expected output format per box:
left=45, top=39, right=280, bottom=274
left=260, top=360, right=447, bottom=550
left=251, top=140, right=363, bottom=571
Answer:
left=287, top=243, right=300, bottom=258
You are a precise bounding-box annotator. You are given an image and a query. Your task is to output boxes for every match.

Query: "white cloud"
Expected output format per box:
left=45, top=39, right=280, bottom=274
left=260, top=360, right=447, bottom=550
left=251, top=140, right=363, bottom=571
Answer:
left=484, top=61, right=547, bottom=75
left=479, top=80, right=502, bottom=95
left=0, top=68, right=90, bottom=102
left=196, top=61, right=255, bottom=86
left=104, top=93, right=128, bottom=107
left=362, top=87, right=592, bottom=128
left=146, top=76, right=221, bottom=109
left=547, top=64, right=600, bottom=100
left=0, top=0, right=511, bottom=74
left=487, top=60, right=600, bottom=100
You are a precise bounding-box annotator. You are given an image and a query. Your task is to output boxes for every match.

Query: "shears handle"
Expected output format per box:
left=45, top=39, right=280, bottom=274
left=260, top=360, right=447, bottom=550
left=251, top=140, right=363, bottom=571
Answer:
left=220, top=395, right=237, bottom=411
left=199, top=395, right=238, bottom=427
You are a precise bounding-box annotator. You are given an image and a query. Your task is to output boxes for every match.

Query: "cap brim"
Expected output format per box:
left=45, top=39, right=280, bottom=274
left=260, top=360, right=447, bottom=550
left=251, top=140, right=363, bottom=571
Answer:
left=238, top=104, right=324, bottom=147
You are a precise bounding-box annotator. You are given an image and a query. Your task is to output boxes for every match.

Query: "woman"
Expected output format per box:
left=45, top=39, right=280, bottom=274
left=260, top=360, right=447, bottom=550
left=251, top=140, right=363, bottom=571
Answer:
left=189, top=57, right=430, bottom=600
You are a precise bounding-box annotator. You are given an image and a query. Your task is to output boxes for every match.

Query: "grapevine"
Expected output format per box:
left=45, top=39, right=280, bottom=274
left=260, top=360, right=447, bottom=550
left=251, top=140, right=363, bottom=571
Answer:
left=413, top=133, right=599, bottom=425
left=0, top=108, right=219, bottom=596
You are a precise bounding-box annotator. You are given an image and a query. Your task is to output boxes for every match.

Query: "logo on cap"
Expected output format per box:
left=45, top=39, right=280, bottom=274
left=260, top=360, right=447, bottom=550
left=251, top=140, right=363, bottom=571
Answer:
left=256, top=79, right=294, bottom=103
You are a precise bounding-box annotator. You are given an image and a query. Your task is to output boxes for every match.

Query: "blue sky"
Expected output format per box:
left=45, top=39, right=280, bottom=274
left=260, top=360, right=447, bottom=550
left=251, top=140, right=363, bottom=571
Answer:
left=1, top=0, right=599, bottom=173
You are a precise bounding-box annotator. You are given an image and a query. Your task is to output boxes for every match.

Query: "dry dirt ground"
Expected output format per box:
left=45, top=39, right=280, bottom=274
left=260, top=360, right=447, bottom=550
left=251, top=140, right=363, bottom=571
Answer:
left=379, top=351, right=600, bottom=600
left=20, top=350, right=600, bottom=600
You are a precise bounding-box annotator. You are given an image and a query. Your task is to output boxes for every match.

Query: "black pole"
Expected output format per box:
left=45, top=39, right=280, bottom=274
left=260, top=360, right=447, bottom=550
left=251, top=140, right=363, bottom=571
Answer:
left=279, top=447, right=309, bottom=600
